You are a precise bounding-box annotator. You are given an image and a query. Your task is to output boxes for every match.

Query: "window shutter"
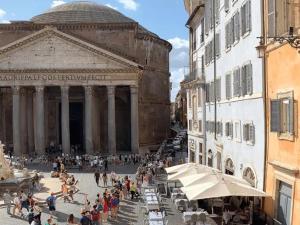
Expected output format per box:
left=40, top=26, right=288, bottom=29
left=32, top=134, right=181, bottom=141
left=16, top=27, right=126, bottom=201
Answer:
left=233, top=68, right=241, bottom=97
left=249, top=124, right=255, bottom=144
left=288, top=99, right=294, bottom=134
left=241, top=3, right=246, bottom=35
left=246, top=1, right=252, bottom=33
left=205, top=0, right=210, bottom=34
left=243, top=124, right=249, bottom=141
left=230, top=123, right=233, bottom=138
left=225, top=0, right=230, bottom=12
left=206, top=83, right=210, bottom=102
left=225, top=123, right=228, bottom=136
left=230, top=18, right=234, bottom=45
left=268, top=0, right=276, bottom=36
left=226, top=73, right=232, bottom=100
left=241, top=65, right=247, bottom=96
left=225, top=23, right=229, bottom=49
left=246, top=63, right=253, bottom=95
left=234, top=12, right=240, bottom=42
left=215, top=0, right=220, bottom=23
left=220, top=122, right=223, bottom=136
left=216, top=33, right=220, bottom=57
left=270, top=99, right=281, bottom=132
left=216, top=78, right=221, bottom=101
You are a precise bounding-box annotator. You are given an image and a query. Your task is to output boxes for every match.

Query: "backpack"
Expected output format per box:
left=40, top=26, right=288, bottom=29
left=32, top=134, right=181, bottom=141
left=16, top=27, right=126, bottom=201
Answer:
left=97, top=203, right=103, bottom=211
left=91, top=210, right=100, bottom=221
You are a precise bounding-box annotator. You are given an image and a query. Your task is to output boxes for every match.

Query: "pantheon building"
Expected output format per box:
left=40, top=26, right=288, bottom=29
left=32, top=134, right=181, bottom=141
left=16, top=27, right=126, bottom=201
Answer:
left=0, top=1, right=171, bottom=156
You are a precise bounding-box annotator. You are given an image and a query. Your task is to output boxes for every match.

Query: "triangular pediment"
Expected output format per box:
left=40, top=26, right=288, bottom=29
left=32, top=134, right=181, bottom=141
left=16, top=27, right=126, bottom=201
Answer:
left=0, top=27, right=140, bottom=71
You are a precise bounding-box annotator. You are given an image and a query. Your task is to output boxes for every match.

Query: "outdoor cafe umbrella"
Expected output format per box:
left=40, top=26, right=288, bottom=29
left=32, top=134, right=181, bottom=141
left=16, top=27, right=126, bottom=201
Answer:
left=165, top=163, right=197, bottom=174
left=178, top=171, right=250, bottom=187
left=180, top=173, right=268, bottom=201
left=167, top=164, right=219, bottom=181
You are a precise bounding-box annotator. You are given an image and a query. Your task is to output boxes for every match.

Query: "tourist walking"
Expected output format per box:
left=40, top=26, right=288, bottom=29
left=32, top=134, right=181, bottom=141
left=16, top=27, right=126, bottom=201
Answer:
left=104, top=158, right=108, bottom=171
left=46, top=193, right=56, bottom=215
left=79, top=209, right=91, bottom=225
left=102, top=172, right=108, bottom=187
left=3, top=190, right=12, bottom=214
left=20, top=190, right=29, bottom=212
left=67, top=214, right=78, bottom=225
left=13, top=194, right=22, bottom=216
left=94, top=170, right=100, bottom=186
left=62, top=182, right=70, bottom=203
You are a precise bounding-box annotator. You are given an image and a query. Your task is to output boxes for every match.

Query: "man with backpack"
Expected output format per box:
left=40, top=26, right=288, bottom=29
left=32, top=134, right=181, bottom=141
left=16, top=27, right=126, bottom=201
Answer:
left=79, top=209, right=92, bottom=225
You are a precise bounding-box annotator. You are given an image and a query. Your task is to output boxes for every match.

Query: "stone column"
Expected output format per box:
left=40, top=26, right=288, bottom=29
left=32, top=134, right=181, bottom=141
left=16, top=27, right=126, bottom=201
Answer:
left=35, top=86, right=45, bottom=155
left=107, top=86, right=116, bottom=155
left=20, top=88, right=28, bottom=154
left=61, top=86, right=70, bottom=155
left=84, top=86, right=93, bottom=154
left=27, top=90, right=34, bottom=153
left=12, top=86, right=21, bottom=156
left=130, top=85, right=139, bottom=153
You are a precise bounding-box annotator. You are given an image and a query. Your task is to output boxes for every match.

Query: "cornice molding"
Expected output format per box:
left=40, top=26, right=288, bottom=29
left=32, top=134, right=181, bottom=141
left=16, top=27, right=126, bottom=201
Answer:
left=136, top=33, right=172, bottom=51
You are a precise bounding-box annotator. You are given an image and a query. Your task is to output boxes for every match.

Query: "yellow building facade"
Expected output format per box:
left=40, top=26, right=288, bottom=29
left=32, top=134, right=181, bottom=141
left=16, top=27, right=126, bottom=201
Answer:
left=263, top=1, right=300, bottom=224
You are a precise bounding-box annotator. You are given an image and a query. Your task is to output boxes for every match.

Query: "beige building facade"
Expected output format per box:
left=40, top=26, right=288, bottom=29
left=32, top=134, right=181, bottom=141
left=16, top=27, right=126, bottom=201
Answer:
left=0, top=2, right=171, bottom=156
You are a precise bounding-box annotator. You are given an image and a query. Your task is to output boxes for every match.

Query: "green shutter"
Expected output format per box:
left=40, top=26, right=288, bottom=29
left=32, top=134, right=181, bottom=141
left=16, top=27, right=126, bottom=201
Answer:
left=270, top=99, right=281, bottom=132
left=288, top=99, right=294, bottom=134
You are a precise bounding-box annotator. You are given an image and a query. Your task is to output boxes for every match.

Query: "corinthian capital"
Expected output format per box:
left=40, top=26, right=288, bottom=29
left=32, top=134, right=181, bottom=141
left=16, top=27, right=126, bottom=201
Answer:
left=84, top=86, right=93, bottom=96
left=35, top=86, right=45, bottom=93
left=107, top=85, right=115, bottom=96
left=12, top=86, right=20, bottom=95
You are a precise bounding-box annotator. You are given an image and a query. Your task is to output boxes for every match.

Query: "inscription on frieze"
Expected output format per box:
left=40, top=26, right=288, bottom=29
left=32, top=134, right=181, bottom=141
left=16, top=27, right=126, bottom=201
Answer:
left=0, top=74, right=108, bottom=81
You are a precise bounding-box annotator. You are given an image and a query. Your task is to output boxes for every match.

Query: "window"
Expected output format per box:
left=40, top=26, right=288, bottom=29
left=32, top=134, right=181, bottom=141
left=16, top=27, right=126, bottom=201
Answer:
left=215, top=33, right=221, bottom=57
left=270, top=95, right=294, bottom=135
left=200, top=18, right=205, bottom=44
left=189, top=120, right=192, bottom=131
left=243, top=123, right=255, bottom=145
left=215, top=0, right=220, bottom=24
left=225, top=122, right=233, bottom=138
left=199, top=120, right=202, bottom=133
left=217, top=121, right=223, bottom=136
left=201, top=55, right=205, bottom=75
left=233, top=68, right=241, bottom=97
left=268, top=0, right=296, bottom=37
left=192, top=95, right=197, bottom=120
left=192, top=28, right=197, bottom=51
left=209, top=82, right=215, bottom=102
left=216, top=78, right=221, bottom=101
left=204, top=0, right=212, bottom=34
left=241, top=0, right=252, bottom=36
left=199, top=143, right=203, bottom=164
left=243, top=167, right=256, bottom=187
left=226, top=73, right=232, bottom=100
left=216, top=152, right=222, bottom=170
left=225, top=158, right=234, bottom=175
left=208, top=149, right=213, bottom=167
left=234, top=121, right=241, bottom=141
left=277, top=181, right=292, bottom=225
left=233, top=11, right=240, bottom=43
left=206, top=83, right=210, bottom=102
left=225, top=22, right=232, bottom=49
left=241, top=62, right=253, bottom=96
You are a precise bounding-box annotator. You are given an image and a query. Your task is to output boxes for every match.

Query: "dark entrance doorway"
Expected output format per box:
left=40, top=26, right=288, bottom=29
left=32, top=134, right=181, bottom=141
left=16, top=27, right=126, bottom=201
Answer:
left=59, top=102, right=84, bottom=154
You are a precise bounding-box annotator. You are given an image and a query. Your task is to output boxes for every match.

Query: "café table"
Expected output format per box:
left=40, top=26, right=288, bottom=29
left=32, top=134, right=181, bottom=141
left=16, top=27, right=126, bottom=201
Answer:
left=149, top=211, right=164, bottom=221
left=149, top=221, right=164, bottom=225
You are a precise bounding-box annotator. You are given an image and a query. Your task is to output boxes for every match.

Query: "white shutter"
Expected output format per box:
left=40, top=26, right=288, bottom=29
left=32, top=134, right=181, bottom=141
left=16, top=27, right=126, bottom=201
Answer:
left=230, top=123, right=233, bottom=138
left=205, top=0, right=210, bottom=34
left=234, top=12, right=240, bottom=42
left=206, top=83, right=210, bottom=102
left=230, top=18, right=234, bottom=45
left=215, top=0, right=220, bottom=23
left=225, top=23, right=230, bottom=49
left=243, top=124, right=249, bottom=141
left=233, top=68, right=241, bottom=97
left=246, top=63, right=253, bottom=95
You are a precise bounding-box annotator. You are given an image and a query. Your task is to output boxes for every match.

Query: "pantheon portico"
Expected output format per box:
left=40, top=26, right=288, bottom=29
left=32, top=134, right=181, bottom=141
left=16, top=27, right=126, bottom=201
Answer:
left=0, top=2, right=171, bottom=156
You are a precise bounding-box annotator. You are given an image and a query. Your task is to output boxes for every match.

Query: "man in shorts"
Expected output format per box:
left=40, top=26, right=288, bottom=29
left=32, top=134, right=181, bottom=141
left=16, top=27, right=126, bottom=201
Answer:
left=46, top=193, right=56, bottom=215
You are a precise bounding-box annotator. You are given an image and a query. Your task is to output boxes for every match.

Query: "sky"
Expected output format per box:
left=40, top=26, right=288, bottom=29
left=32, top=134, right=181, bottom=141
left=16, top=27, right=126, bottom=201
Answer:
left=0, top=0, right=189, bottom=101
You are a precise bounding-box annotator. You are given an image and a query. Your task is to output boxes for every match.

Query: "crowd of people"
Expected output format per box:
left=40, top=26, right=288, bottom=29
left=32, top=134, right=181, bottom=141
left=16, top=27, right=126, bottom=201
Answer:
left=0, top=148, right=175, bottom=225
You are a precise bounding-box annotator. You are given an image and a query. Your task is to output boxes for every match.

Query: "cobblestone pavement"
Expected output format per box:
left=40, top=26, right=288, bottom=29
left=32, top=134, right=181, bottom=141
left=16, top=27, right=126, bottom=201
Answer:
left=0, top=163, right=184, bottom=225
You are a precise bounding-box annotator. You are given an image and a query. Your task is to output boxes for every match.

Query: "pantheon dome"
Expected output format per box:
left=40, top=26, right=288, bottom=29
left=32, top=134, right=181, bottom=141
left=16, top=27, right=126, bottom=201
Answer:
left=31, top=1, right=155, bottom=35
left=0, top=1, right=171, bottom=156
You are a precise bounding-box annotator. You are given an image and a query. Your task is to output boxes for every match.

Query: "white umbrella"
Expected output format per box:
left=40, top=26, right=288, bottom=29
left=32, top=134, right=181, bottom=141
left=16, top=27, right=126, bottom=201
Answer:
left=164, top=163, right=197, bottom=174
left=167, top=164, right=219, bottom=181
left=181, top=174, right=268, bottom=200
left=179, top=171, right=249, bottom=187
